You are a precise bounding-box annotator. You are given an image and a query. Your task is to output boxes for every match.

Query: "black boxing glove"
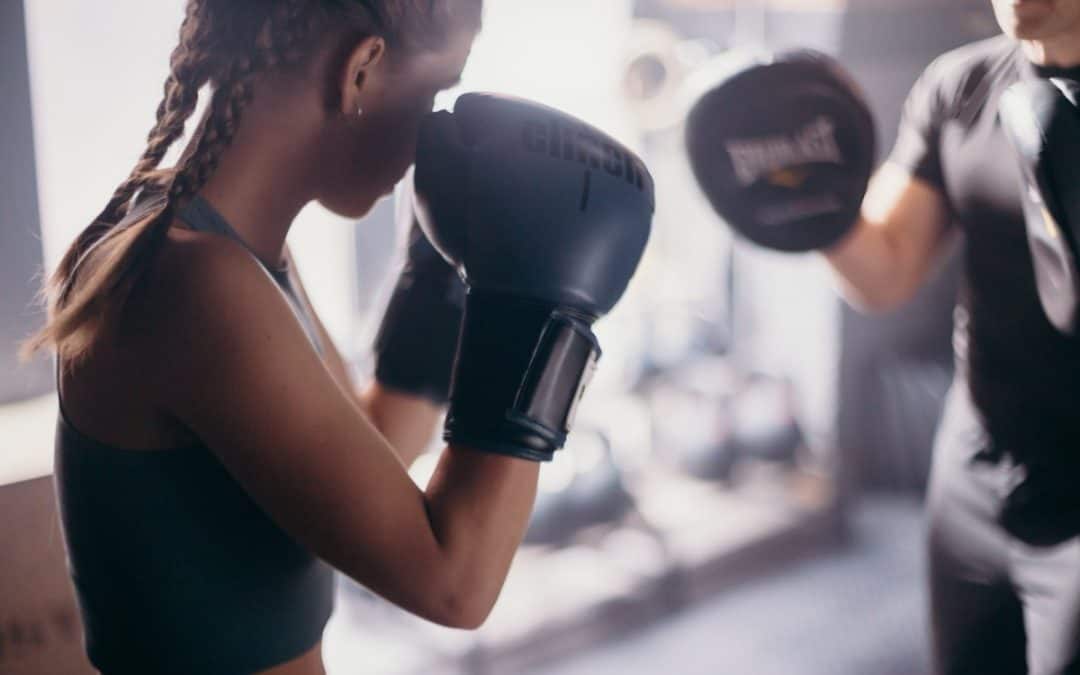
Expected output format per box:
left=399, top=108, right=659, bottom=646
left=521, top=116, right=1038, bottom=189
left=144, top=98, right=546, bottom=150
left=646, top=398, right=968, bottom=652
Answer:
left=999, top=77, right=1080, bottom=336
left=414, top=93, right=654, bottom=461
left=373, top=170, right=466, bottom=404
left=685, top=49, right=876, bottom=252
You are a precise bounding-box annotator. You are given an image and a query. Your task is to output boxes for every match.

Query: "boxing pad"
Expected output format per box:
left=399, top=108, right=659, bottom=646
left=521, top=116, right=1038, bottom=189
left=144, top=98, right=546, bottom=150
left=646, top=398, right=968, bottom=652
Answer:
left=685, top=50, right=876, bottom=252
left=729, top=374, right=803, bottom=466
left=999, top=78, right=1080, bottom=336
left=414, top=93, right=654, bottom=461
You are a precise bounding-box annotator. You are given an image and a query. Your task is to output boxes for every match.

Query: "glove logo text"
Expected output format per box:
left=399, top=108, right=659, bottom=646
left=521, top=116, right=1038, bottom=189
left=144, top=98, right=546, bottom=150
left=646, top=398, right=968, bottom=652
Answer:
left=522, top=118, right=649, bottom=194
left=724, top=116, right=843, bottom=187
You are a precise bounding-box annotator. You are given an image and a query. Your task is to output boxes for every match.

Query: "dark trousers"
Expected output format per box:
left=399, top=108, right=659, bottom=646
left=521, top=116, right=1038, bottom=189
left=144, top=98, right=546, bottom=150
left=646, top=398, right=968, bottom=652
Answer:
left=927, top=385, right=1080, bottom=675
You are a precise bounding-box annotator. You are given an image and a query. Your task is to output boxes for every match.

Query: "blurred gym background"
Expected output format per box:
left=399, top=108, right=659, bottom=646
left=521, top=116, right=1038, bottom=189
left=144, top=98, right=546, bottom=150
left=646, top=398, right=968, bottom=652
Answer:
left=0, top=0, right=997, bottom=673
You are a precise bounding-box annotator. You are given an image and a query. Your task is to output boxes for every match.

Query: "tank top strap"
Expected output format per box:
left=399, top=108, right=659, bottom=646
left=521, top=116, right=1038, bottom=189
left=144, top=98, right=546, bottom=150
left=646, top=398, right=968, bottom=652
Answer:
left=178, top=195, right=325, bottom=355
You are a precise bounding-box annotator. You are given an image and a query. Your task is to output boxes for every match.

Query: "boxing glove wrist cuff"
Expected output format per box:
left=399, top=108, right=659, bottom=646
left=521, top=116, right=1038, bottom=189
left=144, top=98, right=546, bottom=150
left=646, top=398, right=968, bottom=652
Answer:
left=444, top=291, right=601, bottom=462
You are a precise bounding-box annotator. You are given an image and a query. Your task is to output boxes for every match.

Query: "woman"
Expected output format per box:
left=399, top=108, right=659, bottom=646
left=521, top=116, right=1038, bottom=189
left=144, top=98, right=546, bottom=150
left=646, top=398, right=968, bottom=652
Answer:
left=22, top=2, right=552, bottom=673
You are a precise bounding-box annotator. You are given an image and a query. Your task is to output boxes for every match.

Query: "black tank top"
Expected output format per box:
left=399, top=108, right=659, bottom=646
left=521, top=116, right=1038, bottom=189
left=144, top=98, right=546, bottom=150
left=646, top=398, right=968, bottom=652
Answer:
left=55, top=196, right=334, bottom=675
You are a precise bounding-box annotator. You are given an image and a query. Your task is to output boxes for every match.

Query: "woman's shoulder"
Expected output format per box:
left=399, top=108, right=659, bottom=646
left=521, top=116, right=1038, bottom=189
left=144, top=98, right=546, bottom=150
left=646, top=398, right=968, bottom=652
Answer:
left=145, top=224, right=271, bottom=310
left=61, top=223, right=267, bottom=448
left=156, top=223, right=259, bottom=287
left=130, top=223, right=280, bottom=350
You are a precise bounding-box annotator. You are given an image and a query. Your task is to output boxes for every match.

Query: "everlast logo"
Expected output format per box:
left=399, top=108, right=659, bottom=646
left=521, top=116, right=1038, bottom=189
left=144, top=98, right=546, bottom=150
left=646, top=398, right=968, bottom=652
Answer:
left=522, top=117, right=648, bottom=193
left=725, top=116, right=843, bottom=187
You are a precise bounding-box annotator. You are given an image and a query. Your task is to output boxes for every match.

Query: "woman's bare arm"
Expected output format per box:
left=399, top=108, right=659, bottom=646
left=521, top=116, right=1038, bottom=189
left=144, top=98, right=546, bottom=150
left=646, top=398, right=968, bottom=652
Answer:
left=148, top=235, right=535, bottom=628
left=283, top=247, right=443, bottom=466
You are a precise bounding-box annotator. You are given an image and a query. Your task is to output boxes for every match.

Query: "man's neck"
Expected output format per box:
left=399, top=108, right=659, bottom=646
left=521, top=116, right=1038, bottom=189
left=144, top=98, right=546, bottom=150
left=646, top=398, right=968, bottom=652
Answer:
left=1021, top=29, right=1080, bottom=68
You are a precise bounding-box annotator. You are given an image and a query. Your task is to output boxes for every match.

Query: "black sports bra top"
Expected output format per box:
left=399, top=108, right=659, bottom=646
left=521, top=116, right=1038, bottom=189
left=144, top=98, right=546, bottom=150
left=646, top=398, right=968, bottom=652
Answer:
left=55, top=196, right=334, bottom=674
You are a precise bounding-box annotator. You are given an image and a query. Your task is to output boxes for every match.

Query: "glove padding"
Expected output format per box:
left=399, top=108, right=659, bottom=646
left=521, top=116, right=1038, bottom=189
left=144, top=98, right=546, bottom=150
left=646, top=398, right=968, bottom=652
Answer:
left=999, top=77, right=1080, bottom=336
left=415, top=93, right=654, bottom=461
left=685, top=49, right=876, bottom=252
left=372, top=171, right=465, bottom=404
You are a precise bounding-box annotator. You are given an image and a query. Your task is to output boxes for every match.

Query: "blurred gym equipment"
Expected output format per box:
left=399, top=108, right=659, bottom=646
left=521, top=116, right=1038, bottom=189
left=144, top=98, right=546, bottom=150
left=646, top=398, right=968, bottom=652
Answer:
left=621, top=19, right=712, bottom=135
left=524, top=430, right=636, bottom=546
left=647, top=357, right=804, bottom=483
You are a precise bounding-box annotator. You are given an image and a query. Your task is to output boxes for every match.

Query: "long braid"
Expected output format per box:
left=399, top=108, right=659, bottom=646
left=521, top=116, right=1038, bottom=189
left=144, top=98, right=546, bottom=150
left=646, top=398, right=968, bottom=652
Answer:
left=52, top=0, right=217, bottom=297
left=168, top=71, right=253, bottom=205
left=169, top=0, right=325, bottom=206
left=96, top=1, right=212, bottom=226
left=24, top=2, right=237, bottom=361
left=25, top=0, right=478, bottom=363
left=48, top=3, right=321, bottom=328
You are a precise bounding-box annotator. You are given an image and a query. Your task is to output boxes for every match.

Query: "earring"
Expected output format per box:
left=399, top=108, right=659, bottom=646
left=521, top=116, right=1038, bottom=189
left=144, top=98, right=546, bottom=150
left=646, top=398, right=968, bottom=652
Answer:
left=357, top=105, right=364, bottom=117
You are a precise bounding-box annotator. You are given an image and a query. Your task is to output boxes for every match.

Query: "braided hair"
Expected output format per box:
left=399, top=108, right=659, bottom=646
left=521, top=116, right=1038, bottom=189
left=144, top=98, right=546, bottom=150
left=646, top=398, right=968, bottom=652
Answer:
left=25, top=0, right=480, bottom=364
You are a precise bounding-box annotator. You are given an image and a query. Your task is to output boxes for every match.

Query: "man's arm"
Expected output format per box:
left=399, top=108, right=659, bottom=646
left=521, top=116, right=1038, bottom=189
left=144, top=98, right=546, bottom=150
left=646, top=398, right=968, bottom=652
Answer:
left=824, top=162, right=953, bottom=312
left=824, top=47, right=960, bottom=312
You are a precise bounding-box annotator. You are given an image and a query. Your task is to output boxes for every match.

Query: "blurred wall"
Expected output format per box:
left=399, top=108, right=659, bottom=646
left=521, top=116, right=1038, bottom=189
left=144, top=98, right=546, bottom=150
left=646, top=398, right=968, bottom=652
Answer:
left=0, top=0, right=50, bottom=403
left=23, top=1, right=183, bottom=268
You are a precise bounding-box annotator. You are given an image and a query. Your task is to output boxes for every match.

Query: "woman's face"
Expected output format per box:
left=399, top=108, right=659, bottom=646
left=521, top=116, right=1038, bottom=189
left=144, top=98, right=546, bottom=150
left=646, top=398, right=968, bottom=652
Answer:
left=316, top=26, right=477, bottom=219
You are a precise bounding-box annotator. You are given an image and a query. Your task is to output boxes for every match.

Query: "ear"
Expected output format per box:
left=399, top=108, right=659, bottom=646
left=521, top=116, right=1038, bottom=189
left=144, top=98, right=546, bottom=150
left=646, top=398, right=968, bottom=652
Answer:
left=338, top=35, right=387, bottom=116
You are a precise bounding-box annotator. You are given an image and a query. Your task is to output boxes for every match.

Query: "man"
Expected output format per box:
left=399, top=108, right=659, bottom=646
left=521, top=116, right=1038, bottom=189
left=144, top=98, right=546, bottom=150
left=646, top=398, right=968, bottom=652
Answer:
left=826, top=2, right=1080, bottom=672
left=686, top=2, right=1080, bottom=671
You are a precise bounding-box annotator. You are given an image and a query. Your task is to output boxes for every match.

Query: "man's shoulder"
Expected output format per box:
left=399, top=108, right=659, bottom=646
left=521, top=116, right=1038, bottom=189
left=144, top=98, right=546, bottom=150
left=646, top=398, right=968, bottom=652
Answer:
left=923, top=34, right=1019, bottom=92
left=935, top=34, right=1015, bottom=70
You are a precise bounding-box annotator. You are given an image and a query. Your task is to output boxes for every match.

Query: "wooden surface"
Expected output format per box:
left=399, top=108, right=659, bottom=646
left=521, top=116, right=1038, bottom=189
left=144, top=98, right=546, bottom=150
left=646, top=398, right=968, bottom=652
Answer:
left=0, top=476, right=94, bottom=675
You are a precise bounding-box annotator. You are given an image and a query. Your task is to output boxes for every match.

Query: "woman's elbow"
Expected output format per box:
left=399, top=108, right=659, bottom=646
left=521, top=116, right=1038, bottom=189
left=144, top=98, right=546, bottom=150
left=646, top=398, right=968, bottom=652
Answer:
left=423, top=584, right=496, bottom=630
left=402, top=562, right=497, bottom=629
left=840, top=279, right=922, bottom=315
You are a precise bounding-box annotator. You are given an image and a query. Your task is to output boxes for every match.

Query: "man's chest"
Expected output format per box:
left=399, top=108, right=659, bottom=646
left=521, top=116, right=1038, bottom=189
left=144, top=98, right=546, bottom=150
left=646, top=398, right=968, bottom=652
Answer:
left=939, top=83, right=1027, bottom=239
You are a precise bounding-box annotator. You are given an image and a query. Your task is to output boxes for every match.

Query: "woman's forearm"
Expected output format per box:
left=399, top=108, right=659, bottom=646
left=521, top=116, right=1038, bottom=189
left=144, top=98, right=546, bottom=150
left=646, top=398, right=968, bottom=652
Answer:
left=359, top=382, right=444, bottom=467
left=422, top=446, right=539, bottom=628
